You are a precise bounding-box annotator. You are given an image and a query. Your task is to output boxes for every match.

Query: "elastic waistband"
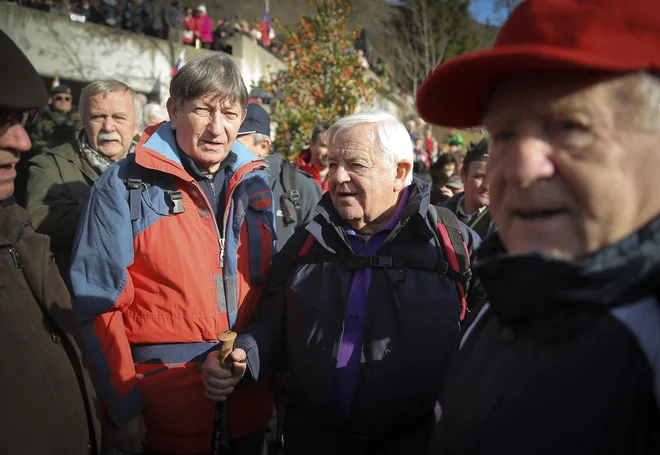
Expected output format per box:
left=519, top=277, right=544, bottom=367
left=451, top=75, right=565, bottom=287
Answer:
left=131, top=342, right=219, bottom=364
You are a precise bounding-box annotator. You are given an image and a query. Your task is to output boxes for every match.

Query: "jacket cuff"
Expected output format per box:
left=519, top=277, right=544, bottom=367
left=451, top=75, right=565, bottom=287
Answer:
left=234, top=337, right=258, bottom=383
left=108, top=385, right=144, bottom=427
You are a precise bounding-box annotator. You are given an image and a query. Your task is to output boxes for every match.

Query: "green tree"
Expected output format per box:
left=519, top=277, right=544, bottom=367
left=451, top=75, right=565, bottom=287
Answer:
left=385, top=0, right=476, bottom=94
left=258, top=0, right=383, bottom=158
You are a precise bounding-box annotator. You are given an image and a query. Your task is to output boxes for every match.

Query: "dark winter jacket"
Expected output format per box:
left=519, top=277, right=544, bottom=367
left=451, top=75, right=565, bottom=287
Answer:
left=25, top=140, right=99, bottom=281
left=98, top=0, right=121, bottom=28
left=121, top=0, right=153, bottom=33
left=0, top=199, right=102, bottom=454
left=428, top=222, right=660, bottom=455
left=73, top=3, right=104, bottom=23
left=442, top=192, right=493, bottom=240
left=235, top=179, right=485, bottom=454
left=265, top=153, right=322, bottom=250
left=162, top=3, right=183, bottom=30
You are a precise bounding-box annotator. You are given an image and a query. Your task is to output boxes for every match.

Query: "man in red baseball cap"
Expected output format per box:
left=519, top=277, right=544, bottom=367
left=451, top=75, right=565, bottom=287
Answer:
left=419, top=0, right=660, bottom=453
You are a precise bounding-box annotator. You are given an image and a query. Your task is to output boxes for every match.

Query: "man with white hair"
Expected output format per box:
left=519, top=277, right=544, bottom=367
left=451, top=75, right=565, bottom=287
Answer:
left=25, top=79, right=140, bottom=280
left=201, top=110, right=486, bottom=454
left=417, top=0, right=660, bottom=453
left=141, top=102, right=168, bottom=132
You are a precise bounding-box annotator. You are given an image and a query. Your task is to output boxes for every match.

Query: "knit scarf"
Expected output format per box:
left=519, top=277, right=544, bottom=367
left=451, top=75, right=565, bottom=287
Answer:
left=80, top=133, right=135, bottom=175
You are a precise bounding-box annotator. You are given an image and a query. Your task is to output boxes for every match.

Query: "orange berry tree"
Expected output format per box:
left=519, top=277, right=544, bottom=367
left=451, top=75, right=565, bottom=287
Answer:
left=260, top=0, right=384, bottom=158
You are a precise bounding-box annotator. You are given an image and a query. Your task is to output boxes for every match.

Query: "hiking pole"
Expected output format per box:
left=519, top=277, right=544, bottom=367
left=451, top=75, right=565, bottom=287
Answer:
left=211, top=330, right=237, bottom=455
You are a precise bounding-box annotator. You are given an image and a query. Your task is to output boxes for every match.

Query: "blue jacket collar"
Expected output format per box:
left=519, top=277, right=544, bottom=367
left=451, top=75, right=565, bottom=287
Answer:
left=143, top=121, right=257, bottom=172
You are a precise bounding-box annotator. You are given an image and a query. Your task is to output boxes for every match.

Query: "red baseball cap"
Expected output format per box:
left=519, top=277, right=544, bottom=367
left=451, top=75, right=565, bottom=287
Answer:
left=416, top=0, right=660, bottom=127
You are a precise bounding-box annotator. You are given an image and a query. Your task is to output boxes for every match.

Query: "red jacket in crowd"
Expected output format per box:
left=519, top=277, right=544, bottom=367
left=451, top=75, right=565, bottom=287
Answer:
left=295, top=148, right=329, bottom=192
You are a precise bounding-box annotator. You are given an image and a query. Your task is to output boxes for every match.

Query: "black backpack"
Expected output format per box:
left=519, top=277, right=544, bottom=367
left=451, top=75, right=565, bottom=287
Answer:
left=279, top=162, right=303, bottom=227
left=296, top=205, right=472, bottom=321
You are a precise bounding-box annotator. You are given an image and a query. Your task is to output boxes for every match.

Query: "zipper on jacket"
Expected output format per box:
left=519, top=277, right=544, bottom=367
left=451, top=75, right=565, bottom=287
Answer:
left=8, top=246, right=22, bottom=269
left=189, top=180, right=224, bottom=266
left=2, top=220, right=30, bottom=269
left=188, top=161, right=268, bottom=268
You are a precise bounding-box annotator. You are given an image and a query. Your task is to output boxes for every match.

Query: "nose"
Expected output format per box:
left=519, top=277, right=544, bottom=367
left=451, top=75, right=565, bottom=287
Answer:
left=503, top=135, right=555, bottom=187
left=332, top=164, right=350, bottom=185
left=208, top=112, right=224, bottom=137
left=102, top=117, right=117, bottom=133
left=3, top=122, right=32, bottom=153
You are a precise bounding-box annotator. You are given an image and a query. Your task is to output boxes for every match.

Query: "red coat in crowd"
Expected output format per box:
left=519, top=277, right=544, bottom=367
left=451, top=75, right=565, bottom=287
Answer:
left=295, top=148, right=330, bottom=193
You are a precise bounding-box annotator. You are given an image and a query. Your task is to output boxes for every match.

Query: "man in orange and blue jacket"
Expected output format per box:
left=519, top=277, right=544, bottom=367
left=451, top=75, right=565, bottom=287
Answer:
left=69, top=53, right=276, bottom=455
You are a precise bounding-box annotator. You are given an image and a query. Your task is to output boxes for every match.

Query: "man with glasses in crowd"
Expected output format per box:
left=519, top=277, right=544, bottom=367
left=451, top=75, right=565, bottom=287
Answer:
left=28, top=84, right=82, bottom=157
left=0, top=29, right=101, bottom=455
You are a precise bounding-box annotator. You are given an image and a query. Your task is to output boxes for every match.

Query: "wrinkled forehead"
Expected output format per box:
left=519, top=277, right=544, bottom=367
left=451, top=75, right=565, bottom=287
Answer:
left=86, top=90, right=134, bottom=111
left=483, top=71, right=617, bottom=127
left=328, top=126, right=378, bottom=160
left=182, top=92, right=243, bottom=109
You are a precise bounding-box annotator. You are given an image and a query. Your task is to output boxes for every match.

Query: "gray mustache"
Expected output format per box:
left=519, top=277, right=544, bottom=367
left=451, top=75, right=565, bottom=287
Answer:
left=98, top=133, right=122, bottom=142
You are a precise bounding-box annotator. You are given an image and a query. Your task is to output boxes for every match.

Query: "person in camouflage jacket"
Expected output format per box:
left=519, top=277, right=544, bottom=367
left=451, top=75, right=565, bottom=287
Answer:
left=27, top=85, right=82, bottom=157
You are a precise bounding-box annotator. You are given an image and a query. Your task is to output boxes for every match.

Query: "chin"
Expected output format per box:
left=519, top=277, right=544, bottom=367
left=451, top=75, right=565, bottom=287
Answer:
left=0, top=183, right=14, bottom=201
left=503, top=235, right=579, bottom=260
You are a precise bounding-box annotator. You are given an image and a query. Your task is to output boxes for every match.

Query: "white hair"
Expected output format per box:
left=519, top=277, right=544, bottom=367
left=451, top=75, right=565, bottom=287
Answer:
left=327, top=110, right=414, bottom=185
left=628, top=71, right=660, bottom=131
left=142, top=103, right=169, bottom=128
left=80, top=80, right=142, bottom=130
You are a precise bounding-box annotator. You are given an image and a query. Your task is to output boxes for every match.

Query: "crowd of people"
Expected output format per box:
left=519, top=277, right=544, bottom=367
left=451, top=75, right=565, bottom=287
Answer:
left=1, top=0, right=660, bottom=454
left=16, top=0, right=287, bottom=57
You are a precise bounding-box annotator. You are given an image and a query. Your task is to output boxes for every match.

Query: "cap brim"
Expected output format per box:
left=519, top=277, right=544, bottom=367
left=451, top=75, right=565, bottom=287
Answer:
left=416, top=44, right=650, bottom=128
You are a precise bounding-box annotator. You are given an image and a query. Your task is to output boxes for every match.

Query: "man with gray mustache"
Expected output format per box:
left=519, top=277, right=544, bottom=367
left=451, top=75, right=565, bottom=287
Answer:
left=25, top=79, right=140, bottom=280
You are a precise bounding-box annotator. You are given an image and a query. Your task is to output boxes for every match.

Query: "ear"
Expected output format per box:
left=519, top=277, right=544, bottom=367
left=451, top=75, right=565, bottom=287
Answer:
left=461, top=162, right=468, bottom=184
left=166, top=98, right=179, bottom=130
left=259, top=139, right=271, bottom=158
left=393, top=161, right=412, bottom=191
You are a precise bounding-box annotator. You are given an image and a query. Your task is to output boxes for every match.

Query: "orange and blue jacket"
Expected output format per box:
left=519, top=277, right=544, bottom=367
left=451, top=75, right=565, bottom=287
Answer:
left=69, top=123, right=275, bottom=454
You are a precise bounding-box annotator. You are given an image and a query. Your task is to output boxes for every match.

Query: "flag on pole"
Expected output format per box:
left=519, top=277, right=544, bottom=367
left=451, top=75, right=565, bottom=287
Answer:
left=171, top=49, right=185, bottom=77
left=261, top=0, right=271, bottom=46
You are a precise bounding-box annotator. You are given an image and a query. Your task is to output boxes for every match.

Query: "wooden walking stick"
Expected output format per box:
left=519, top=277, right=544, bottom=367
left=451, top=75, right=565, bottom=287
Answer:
left=210, top=330, right=237, bottom=455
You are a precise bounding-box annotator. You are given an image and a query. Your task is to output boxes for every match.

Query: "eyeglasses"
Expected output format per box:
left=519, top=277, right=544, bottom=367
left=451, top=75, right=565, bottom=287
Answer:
left=53, top=96, right=72, bottom=102
left=0, top=108, right=39, bottom=128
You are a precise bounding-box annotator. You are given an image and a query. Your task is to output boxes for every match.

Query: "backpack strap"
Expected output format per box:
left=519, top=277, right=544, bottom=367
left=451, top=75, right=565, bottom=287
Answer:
left=246, top=213, right=264, bottom=285
left=297, top=254, right=449, bottom=273
left=124, top=153, right=184, bottom=222
left=430, top=205, right=472, bottom=321
left=280, top=162, right=303, bottom=226
left=125, top=154, right=144, bottom=222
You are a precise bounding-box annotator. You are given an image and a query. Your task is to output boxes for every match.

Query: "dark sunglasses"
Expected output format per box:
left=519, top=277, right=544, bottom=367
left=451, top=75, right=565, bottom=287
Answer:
left=53, top=95, right=72, bottom=102
left=0, top=108, right=39, bottom=128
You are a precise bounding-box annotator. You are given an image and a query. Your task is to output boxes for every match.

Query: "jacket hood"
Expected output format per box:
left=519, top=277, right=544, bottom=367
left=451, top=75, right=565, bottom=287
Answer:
left=475, top=215, right=660, bottom=325
left=138, top=121, right=256, bottom=177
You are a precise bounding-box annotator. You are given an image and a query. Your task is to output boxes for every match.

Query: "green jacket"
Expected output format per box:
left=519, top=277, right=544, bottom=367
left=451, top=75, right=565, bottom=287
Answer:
left=443, top=132, right=464, bottom=146
left=25, top=140, right=99, bottom=279
left=441, top=192, right=493, bottom=240
left=27, top=105, right=82, bottom=157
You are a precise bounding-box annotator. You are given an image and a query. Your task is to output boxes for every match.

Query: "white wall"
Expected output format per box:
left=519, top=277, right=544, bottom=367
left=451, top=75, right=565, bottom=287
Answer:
left=1, top=3, right=412, bottom=118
